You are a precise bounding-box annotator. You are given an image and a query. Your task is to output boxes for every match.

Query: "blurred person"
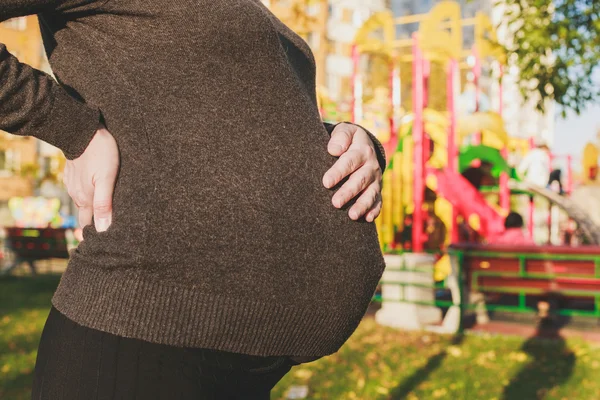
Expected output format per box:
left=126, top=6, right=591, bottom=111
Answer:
left=424, top=210, right=447, bottom=251
left=461, top=160, right=494, bottom=190
left=548, top=168, right=564, bottom=194
left=490, top=211, right=535, bottom=246
left=517, top=140, right=551, bottom=188
left=547, top=155, right=565, bottom=194
left=0, top=1, right=388, bottom=398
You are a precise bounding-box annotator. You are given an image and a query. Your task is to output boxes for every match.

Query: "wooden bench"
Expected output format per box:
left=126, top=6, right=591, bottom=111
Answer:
left=1, top=227, right=71, bottom=276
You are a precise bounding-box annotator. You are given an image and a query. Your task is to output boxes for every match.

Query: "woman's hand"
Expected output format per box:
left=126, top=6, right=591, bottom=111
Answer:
left=322, top=123, right=383, bottom=222
left=62, top=126, right=119, bottom=232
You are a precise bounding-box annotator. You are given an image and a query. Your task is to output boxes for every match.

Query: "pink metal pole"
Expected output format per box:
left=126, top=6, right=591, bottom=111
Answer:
left=547, top=152, right=554, bottom=243
left=351, top=44, right=359, bottom=124
left=447, top=59, right=459, bottom=243
left=389, top=55, right=397, bottom=154
left=528, top=133, right=535, bottom=242
left=412, top=33, right=425, bottom=253
left=472, top=48, right=482, bottom=145
left=423, top=59, right=431, bottom=163
left=547, top=202, right=552, bottom=244
left=423, top=60, right=431, bottom=109
left=498, top=64, right=510, bottom=212
left=528, top=195, right=535, bottom=241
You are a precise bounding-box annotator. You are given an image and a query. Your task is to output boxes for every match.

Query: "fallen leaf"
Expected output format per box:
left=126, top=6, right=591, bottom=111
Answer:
left=293, top=369, right=313, bottom=380
left=376, top=386, right=389, bottom=395
left=508, top=351, right=528, bottom=362
left=447, top=346, right=462, bottom=357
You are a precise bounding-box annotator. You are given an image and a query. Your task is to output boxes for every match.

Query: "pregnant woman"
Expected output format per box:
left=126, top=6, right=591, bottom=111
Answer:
left=1, top=1, right=387, bottom=398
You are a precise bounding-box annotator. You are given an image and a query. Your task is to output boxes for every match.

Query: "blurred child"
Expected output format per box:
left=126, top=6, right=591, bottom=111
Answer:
left=490, top=211, right=535, bottom=245
left=517, top=140, right=551, bottom=187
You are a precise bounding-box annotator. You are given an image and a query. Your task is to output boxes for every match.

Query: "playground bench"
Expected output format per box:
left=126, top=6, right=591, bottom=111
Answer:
left=1, top=227, right=71, bottom=276
left=449, top=244, right=600, bottom=319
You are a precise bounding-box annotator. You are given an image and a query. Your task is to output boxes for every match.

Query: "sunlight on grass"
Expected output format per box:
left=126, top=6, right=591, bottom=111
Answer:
left=2, top=274, right=600, bottom=400
left=273, top=318, right=600, bottom=399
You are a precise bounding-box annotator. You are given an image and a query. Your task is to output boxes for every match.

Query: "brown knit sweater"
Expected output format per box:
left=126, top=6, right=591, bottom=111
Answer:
left=1, top=0, right=387, bottom=358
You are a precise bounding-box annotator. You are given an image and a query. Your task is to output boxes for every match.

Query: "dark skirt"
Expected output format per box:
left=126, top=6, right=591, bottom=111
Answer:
left=31, top=306, right=299, bottom=399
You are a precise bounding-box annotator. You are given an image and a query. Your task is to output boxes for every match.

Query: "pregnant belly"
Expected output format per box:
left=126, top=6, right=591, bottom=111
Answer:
left=134, top=119, right=385, bottom=301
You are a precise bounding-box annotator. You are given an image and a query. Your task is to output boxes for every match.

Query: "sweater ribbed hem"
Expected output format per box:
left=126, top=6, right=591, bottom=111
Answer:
left=50, top=261, right=357, bottom=357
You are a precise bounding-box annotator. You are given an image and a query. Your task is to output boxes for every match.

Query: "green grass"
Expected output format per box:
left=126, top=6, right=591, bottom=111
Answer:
left=2, top=275, right=600, bottom=400
left=0, top=274, right=62, bottom=400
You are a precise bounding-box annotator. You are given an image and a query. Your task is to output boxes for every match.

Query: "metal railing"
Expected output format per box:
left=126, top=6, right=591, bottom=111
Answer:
left=372, top=246, right=600, bottom=333
left=448, top=245, right=600, bottom=319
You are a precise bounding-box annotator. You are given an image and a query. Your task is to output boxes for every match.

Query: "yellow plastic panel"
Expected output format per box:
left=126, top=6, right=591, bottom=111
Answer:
left=418, top=1, right=462, bottom=61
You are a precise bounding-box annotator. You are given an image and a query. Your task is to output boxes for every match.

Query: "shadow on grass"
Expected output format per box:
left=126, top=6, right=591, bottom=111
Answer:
left=389, top=334, right=465, bottom=399
left=502, top=295, right=576, bottom=400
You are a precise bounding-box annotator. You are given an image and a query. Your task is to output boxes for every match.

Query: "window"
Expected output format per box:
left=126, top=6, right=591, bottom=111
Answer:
left=307, top=3, right=319, bottom=16
left=0, top=151, right=7, bottom=172
left=325, top=39, right=334, bottom=54
left=11, top=150, right=21, bottom=173
left=2, top=17, right=27, bottom=31
left=327, top=73, right=342, bottom=100
left=342, top=9, right=353, bottom=24
left=0, top=149, right=14, bottom=175
left=330, top=4, right=342, bottom=20
left=306, top=32, right=319, bottom=50
left=352, top=10, right=363, bottom=27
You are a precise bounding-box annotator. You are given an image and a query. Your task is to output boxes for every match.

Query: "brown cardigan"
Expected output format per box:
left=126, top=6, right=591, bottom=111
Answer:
left=0, top=0, right=387, bottom=358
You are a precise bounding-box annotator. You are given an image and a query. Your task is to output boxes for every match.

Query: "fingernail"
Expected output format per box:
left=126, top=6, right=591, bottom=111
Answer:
left=96, top=217, right=110, bottom=232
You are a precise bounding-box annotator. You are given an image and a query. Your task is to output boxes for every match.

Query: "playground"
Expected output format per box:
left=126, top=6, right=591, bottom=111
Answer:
left=315, top=1, right=600, bottom=335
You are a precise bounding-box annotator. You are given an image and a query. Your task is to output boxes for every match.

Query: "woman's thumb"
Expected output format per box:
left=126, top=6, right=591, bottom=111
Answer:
left=93, top=177, right=115, bottom=232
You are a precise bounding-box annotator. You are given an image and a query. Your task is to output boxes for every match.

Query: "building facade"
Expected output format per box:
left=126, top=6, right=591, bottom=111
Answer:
left=0, top=16, right=73, bottom=226
left=323, top=0, right=387, bottom=103
left=0, top=17, right=41, bottom=207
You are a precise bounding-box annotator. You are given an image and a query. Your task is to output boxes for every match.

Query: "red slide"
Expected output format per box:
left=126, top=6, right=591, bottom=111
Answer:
left=426, top=168, right=505, bottom=240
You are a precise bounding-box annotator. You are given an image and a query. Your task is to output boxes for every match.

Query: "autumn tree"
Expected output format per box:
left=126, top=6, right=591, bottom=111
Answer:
left=498, top=0, right=600, bottom=116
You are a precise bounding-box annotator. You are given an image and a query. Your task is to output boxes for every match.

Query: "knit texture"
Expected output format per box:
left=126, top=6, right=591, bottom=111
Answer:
left=1, top=0, right=387, bottom=358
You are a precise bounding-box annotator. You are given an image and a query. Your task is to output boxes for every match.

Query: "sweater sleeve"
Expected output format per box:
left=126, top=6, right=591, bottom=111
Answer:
left=1, top=1, right=104, bottom=160
left=323, top=121, right=387, bottom=174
